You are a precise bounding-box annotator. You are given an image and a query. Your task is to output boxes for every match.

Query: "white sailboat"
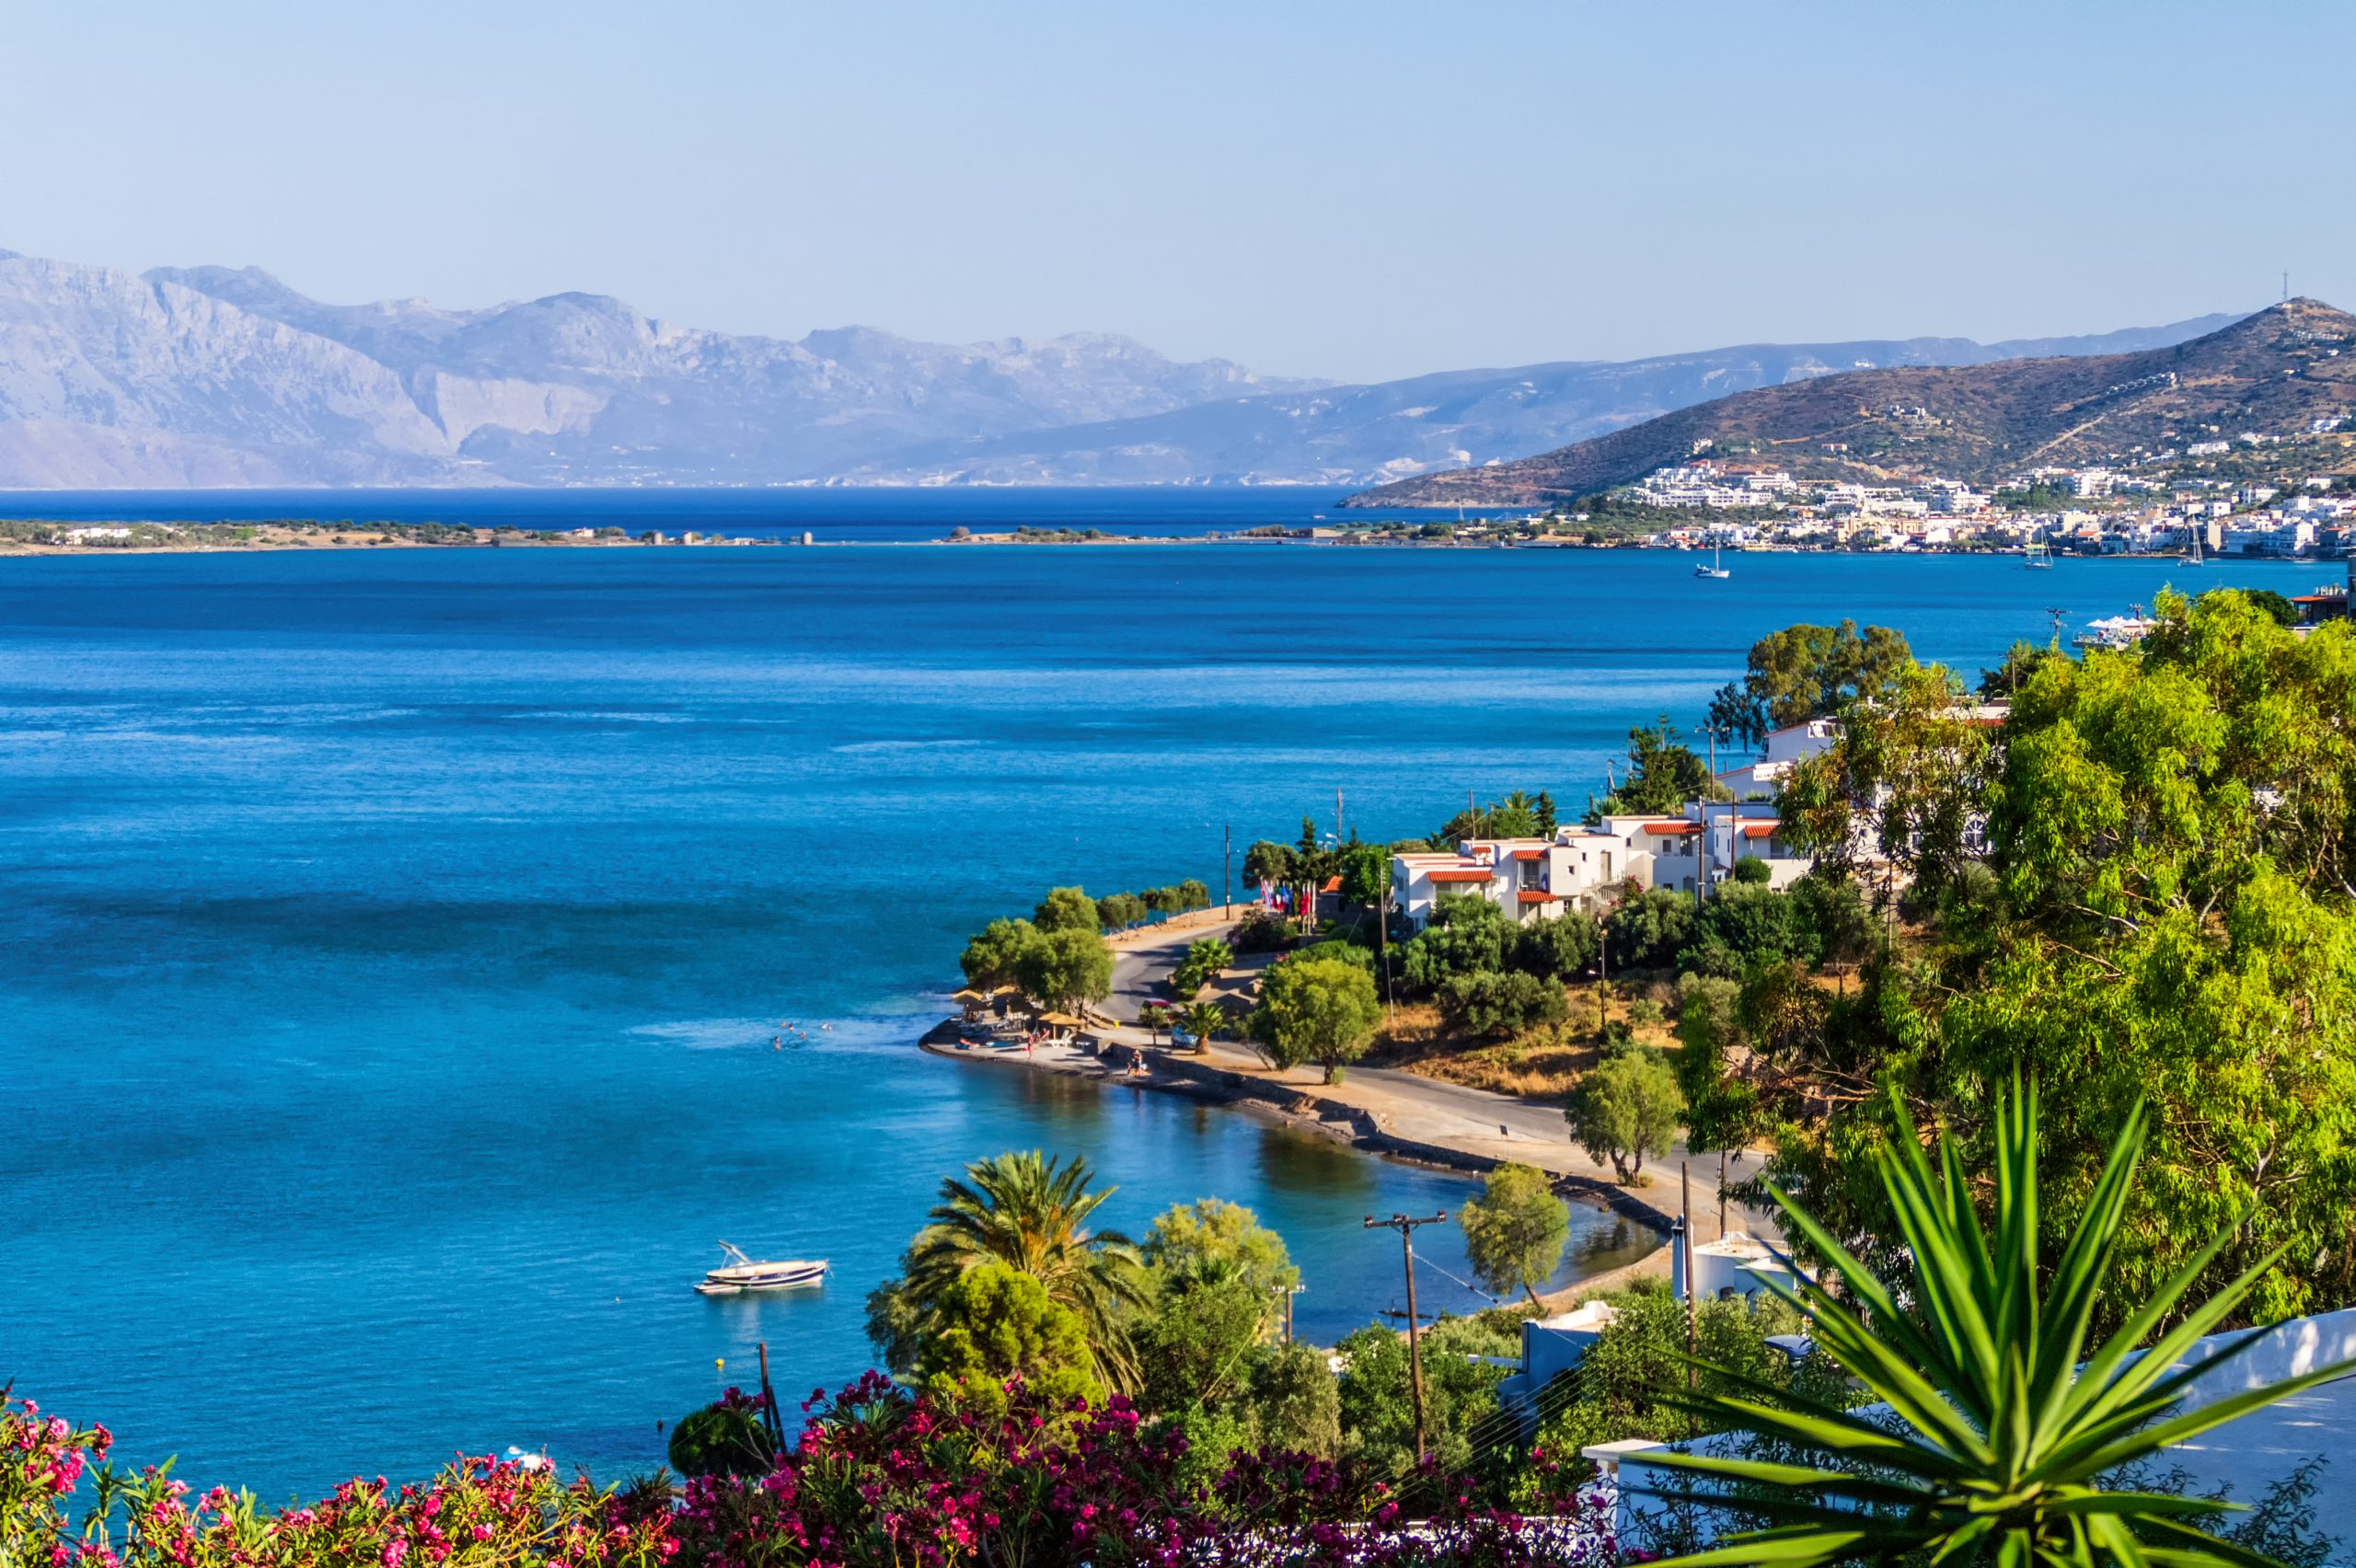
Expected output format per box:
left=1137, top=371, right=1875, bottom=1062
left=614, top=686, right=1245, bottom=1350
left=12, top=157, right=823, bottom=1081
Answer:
left=2180, top=529, right=2205, bottom=567
left=1693, top=540, right=1731, bottom=580
left=2023, top=538, right=2054, bottom=570
left=695, top=1241, right=829, bottom=1296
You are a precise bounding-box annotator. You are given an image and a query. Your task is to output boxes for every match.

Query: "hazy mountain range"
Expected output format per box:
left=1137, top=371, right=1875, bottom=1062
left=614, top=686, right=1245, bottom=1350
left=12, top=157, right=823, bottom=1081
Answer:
left=0, top=247, right=2244, bottom=490
left=1345, top=301, right=2352, bottom=507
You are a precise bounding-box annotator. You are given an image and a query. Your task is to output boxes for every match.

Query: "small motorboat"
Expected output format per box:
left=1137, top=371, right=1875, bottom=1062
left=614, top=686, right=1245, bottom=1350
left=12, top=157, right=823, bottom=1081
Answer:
left=695, top=1241, right=829, bottom=1296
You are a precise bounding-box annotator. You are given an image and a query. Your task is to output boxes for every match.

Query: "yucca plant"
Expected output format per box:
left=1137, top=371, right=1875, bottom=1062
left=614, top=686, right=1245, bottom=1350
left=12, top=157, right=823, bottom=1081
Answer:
left=1644, top=1078, right=2352, bottom=1568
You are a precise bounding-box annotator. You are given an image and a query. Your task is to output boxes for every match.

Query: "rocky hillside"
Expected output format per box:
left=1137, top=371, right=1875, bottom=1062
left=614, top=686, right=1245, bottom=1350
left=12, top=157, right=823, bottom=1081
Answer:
left=0, top=246, right=2250, bottom=489
left=1343, top=301, right=2356, bottom=508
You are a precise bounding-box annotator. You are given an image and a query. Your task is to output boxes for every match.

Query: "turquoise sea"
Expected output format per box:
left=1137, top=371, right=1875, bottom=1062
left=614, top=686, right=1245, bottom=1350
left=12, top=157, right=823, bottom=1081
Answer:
left=0, top=490, right=2321, bottom=1500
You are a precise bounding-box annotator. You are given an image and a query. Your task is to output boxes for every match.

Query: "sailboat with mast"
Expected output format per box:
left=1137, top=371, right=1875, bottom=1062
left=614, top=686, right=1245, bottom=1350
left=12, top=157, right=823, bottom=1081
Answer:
left=1693, top=538, right=1731, bottom=580
left=2023, top=536, right=2053, bottom=570
left=2180, top=526, right=2205, bottom=568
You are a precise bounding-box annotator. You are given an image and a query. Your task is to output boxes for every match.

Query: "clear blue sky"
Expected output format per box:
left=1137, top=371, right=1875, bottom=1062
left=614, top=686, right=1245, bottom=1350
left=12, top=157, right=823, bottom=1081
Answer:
left=4, top=0, right=2346, bottom=384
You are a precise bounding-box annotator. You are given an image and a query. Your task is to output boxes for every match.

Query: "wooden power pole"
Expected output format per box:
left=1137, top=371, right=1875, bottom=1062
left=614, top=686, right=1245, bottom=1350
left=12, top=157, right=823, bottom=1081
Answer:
left=1367, top=1211, right=1448, bottom=1462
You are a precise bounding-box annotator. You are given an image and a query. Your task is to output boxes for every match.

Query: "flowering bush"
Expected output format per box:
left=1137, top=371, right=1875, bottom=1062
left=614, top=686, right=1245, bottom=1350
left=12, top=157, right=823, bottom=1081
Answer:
left=676, top=1373, right=1614, bottom=1568
left=6, top=1381, right=1610, bottom=1568
left=3, top=1389, right=677, bottom=1567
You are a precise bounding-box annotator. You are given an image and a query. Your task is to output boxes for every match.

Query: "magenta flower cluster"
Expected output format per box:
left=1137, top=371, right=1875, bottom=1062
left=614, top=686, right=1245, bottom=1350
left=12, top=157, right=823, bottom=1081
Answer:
left=6, top=1381, right=1611, bottom=1568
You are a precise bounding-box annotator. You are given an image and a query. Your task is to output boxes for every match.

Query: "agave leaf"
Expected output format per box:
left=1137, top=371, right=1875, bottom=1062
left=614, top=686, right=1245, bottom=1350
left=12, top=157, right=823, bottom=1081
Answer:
left=1642, top=1525, right=1880, bottom=1568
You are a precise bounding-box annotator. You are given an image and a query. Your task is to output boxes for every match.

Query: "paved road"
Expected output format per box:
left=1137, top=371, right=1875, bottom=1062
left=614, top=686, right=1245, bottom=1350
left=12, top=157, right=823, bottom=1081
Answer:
left=1104, top=915, right=1240, bottom=1023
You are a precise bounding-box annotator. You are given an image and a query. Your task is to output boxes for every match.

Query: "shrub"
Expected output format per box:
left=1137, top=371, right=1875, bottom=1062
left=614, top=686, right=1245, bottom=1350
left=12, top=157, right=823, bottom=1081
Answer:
left=1729, top=855, right=1773, bottom=884
left=1510, top=910, right=1600, bottom=980
left=1230, top=905, right=1297, bottom=952
left=1438, top=969, right=1567, bottom=1038
left=914, top=1262, right=1104, bottom=1413
left=1605, top=887, right=1696, bottom=969
left=1398, top=894, right=1516, bottom=993
left=668, top=1389, right=778, bottom=1478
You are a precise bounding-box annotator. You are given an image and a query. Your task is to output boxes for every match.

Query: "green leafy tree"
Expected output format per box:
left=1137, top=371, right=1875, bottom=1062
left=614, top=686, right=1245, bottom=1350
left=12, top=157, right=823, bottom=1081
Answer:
left=913, top=1262, right=1104, bottom=1414
left=960, top=917, right=1042, bottom=991
left=1620, top=718, right=1726, bottom=813
left=1438, top=968, right=1567, bottom=1038
left=1338, top=843, right=1392, bottom=909
left=1978, top=638, right=2071, bottom=699
left=1680, top=883, right=1821, bottom=975
left=1566, top=1043, right=1685, bottom=1183
left=1335, top=1315, right=1517, bottom=1477
left=1606, top=886, right=1698, bottom=969
left=1779, top=655, right=1993, bottom=901
left=1458, top=1162, right=1571, bottom=1307
left=1647, top=1080, right=2355, bottom=1568
left=1704, top=619, right=1913, bottom=749
left=1016, top=926, right=1114, bottom=1015
left=1096, top=891, right=1149, bottom=929
left=1241, top=839, right=1297, bottom=905
left=1399, top=892, right=1517, bottom=992
left=1673, top=974, right=1759, bottom=1153
left=1788, top=872, right=1873, bottom=970
left=1757, top=590, right=2356, bottom=1330
left=1729, top=855, right=1773, bottom=885
left=1175, top=877, right=1212, bottom=912
left=1512, top=910, right=1600, bottom=980
left=1033, top=884, right=1101, bottom=933
left=875, top=1150, right=1149, bottom=1393
left=1135, top=1200, right=1300, bottom=1417
left=1247, top=955, right=1382, bottom=1083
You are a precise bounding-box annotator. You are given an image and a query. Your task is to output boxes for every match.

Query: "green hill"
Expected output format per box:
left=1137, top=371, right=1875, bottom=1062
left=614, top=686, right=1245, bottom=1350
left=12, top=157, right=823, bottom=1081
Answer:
left=1342, top=300, right=2356, bottom=508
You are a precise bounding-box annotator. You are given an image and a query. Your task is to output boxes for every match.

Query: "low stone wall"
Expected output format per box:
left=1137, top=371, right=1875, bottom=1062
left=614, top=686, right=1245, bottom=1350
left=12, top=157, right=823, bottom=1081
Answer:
left=1123, top=1051, right=1676, bottom=1232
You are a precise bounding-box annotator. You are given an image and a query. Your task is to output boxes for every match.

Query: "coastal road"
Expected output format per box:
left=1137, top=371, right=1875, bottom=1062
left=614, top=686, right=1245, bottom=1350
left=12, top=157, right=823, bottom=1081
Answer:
left=1083, top=917, right=1777, bottom=1240
left=1103, top=912, right=1241, bottom=1022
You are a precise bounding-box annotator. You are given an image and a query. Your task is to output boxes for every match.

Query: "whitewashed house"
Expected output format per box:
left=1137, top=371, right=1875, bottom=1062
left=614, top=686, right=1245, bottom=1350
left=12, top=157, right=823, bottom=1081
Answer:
left=1714, top=718, right=1841, bottom=800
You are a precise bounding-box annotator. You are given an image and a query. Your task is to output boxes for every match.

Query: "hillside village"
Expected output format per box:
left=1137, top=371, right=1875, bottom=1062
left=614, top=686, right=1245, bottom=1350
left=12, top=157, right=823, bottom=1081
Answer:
left=1333, top=409, right=2356, bottom=560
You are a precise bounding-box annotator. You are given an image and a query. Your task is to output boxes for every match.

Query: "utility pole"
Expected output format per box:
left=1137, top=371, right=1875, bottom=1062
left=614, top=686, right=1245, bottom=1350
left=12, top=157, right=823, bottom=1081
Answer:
left=1367, top=1211, right=1448, bottom=1463
left=1717, top=1148, right=1727, bottom=1240
left=1282, top=1283, right=1306, bottom=1344
left=1597, top=940, right=1609, bottom=1035
left=1681, top=1164, right=1699, bottom=1394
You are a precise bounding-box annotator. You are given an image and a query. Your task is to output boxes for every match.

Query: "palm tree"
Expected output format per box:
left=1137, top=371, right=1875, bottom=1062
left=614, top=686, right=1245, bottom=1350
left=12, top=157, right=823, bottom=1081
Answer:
left=904, top=1150, right=1149, bottom=1393
left=1646, top=1078, right=2353, bottom=1568
left=1175, top=1000, right=1228, bottom=1055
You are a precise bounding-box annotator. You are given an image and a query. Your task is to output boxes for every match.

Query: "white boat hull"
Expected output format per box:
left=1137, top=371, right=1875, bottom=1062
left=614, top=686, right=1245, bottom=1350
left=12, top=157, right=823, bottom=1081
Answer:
left=696, top=1261, right=828, bottom=1295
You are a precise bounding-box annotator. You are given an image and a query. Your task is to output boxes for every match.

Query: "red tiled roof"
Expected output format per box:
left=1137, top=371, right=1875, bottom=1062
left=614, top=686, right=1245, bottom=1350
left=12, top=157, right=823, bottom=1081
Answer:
left=1511, top=848, right=1544, bottom=861
left=1641, top=822, right=1700, bottom=836
left=1425, top=868, right=1496, bottom=882
left=1517, top=890, right=1562, bottom=904
left=1740, top=822, right=1779, bottom=838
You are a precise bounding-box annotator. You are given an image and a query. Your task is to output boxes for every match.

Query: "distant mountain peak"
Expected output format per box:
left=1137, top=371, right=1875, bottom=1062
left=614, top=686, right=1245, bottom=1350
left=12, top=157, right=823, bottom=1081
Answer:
left=0, top=244, right=2276, bottom=490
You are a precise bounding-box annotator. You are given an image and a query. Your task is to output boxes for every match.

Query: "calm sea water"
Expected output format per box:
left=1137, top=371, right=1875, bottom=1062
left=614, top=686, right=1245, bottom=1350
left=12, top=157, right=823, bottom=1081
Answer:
left=0, top=493, right=2318, bottom=1499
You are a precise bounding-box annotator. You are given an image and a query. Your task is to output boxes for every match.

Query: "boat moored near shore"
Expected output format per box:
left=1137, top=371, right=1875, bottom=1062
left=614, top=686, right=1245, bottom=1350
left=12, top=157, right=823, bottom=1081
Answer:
left=695, top=1242, right=829, bottom=1296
